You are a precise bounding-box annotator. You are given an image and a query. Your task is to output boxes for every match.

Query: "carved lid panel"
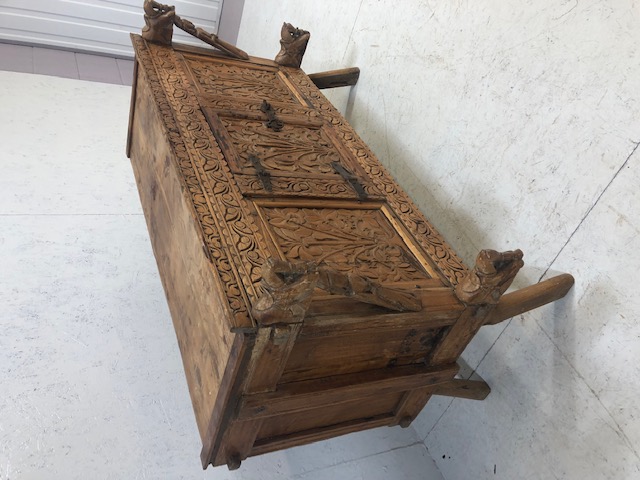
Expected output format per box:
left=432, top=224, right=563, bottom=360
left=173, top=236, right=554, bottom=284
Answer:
left=253, top=199, right=442, bottom=287
left=131, top=34, right=468, bottom=330
left=183, top=54, right=297, bottom=104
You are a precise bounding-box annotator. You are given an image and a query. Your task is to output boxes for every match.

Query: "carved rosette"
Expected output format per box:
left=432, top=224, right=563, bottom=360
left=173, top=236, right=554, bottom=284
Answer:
left=282, top=68, right=469, bottom=285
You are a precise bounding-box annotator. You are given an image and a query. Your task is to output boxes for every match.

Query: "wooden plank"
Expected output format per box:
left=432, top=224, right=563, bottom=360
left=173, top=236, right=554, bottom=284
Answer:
left=392, top=388, right=433, bottom=428
left=129, top=74, right=236, bottom=440
left=245, top=324, right=303, bottom=393
left=485, top=274, right=575, bottom=325
left=238, top=363, right=458, bottom=420
left=431, top=379, right=491, bottom=401
left=212, top=417, right=264, bottom=469
left=308, top=67, right=360, bottom=89
left=251, top=415, right=394, bottom=457
left=281, top=323, right=450, bottom=382
left=125, top=57, right=138, bottom=158
left=256, top=392, right=403, bottom=441
left=200, top=333, right=254, bottom=468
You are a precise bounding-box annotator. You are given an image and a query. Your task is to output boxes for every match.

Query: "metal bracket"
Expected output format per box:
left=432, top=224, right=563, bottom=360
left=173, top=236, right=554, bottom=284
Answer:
left=249, top=154, right=273, bottom=192
left=331, top=161, right=367, bottom=200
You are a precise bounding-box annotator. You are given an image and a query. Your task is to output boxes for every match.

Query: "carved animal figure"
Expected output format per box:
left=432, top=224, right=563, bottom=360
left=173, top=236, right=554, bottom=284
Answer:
left=142, top=0, right=175, bottom=45
left=275, top=23, right=311, bottom=68
left=455, top=249, right=524, bottom=305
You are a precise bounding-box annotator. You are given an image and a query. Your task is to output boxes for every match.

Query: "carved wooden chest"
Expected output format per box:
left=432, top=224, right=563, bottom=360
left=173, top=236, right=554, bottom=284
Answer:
left=127, top=13, right=573, bottom=470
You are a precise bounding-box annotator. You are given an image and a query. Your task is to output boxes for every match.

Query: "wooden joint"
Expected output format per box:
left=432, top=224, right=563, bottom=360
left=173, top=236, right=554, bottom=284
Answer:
left=431, top=378, right=491, bottom=401
left=455, top=249, right=524, bottom=305
left=398, top=416, right=413, bottom=428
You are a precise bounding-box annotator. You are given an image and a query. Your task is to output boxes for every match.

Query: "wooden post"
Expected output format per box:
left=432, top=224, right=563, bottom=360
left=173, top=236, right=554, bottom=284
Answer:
left=308, top=67, right=361, bottom=89
left=484, top=273, right=574, bottom=325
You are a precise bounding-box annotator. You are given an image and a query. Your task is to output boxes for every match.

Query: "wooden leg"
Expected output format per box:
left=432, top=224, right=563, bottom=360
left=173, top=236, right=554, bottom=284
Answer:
left=431, top=379, right=491, bottom=401
left=308, top=67, right=360, bottom=89
left=484, top=273, right=575, bottom=326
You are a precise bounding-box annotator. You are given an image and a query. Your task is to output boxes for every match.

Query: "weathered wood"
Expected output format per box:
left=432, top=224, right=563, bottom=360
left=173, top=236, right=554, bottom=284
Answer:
left=143, top=0, right=249, bottom=59
left=455, top=249, right=524, bottom=305
left=308, top=67, right=360, bottom=89
left=238, top=363, right=459, bottom=420
left=251, top=415, right=393, bottom=457
left=485, top=273, right=575, bottom=325
left=274, top=23, right=310, bottom=67
left=200, top=333, right=254, bottom=468
left=128, top=72, right=236, bottom=440
left=128, top=18, right=574, bottom=469
left=431, top=379, right=491, bottom=401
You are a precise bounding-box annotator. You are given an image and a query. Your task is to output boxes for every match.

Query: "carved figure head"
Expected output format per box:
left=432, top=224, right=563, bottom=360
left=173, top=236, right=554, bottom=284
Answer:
left=274, top=23, right=311, bottom=68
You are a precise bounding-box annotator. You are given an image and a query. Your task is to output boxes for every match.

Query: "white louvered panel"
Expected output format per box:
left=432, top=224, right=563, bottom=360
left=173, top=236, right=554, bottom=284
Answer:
left=0, top=0, right=223, bottom=57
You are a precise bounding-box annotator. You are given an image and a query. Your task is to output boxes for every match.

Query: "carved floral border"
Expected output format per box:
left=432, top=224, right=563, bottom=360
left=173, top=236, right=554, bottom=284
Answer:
left=133, top=35, right=265, bottom=328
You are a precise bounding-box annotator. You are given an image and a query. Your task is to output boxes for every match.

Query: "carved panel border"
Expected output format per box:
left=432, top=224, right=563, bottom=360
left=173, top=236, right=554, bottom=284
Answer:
left=282, top=68, right=469, bottom=285
left=234, top=174, right=384, bottom=199
left=133, top=35, right=265, bottom=328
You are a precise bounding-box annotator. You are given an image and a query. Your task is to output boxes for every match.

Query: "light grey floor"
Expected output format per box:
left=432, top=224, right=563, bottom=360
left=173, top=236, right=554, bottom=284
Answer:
left=0, top=61, right=444, bottom=479
left=0, top=43, right=134, bottom=85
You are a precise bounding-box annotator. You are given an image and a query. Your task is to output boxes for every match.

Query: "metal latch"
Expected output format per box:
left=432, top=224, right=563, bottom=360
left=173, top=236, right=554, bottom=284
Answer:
left=249, top=154, right=273, bottom=192
left=331, top=161, right=367, bottom=200
left=260, top=100, right=284, bottom=132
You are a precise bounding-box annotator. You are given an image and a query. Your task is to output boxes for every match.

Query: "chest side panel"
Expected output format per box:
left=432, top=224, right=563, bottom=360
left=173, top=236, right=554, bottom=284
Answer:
left=129, top=64, right=237, bottom=441
left=132, top=36, right=270, bottom=330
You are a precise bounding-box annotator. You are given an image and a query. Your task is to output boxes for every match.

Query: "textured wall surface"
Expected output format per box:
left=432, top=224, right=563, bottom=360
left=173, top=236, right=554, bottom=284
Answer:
left=237, top=1, right=640, bottom=478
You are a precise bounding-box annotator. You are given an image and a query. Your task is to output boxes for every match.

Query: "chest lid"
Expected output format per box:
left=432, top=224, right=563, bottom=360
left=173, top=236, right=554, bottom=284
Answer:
left=131, top=34, right=468, bottom=330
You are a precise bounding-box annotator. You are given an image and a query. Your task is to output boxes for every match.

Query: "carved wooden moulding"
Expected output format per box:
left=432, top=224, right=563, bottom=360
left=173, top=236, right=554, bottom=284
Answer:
left=127, top=4, right=574, bottom=470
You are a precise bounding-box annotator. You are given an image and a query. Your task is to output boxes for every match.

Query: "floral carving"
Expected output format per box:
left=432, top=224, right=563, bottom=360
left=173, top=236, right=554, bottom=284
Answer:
left=234, top=175, right=383, bottom=199
left=282, top=68, right=469, bottom=285
left=260, top=207, right=431, bottom=283
left=222, top=119, right=340, bottom=174
left=185, top=58, right=295, bottom=104
left=132, top=35, right=266, bottom=328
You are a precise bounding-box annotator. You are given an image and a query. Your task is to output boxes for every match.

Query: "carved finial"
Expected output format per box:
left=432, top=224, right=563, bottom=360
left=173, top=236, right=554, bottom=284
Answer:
left=252, top=259, right=319, bottom=325
left=455, top=249, right=524, bottom=305
left=142, top=0, right=175, bottom=45
left=274, top=23, right=310, bottom=68
left=141, top=1, right=250, bottom=60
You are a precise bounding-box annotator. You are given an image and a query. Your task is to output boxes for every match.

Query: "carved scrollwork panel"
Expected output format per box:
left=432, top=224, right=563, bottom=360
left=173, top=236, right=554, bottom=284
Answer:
left=184, top=57, right=297, bottom=104
left=258, top=206, right=432, bottom=284
left=282, top=68, right=469, bottom=286
left=221, top=119, right=340, bottom=175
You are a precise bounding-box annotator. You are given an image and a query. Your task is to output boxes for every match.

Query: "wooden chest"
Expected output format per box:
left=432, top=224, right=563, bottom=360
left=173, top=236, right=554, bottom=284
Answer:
left=127, top=17, right=573, bottom=470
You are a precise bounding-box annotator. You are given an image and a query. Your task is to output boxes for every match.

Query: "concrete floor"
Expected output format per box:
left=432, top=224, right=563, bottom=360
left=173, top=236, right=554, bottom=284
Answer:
left=2, top=0, right=640, bottom=478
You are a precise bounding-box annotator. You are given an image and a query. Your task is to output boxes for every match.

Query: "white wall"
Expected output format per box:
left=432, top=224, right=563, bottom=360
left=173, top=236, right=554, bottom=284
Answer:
left=238, top=1, right=640, bottom=478
left=0, top=0, right=222, bottom=57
